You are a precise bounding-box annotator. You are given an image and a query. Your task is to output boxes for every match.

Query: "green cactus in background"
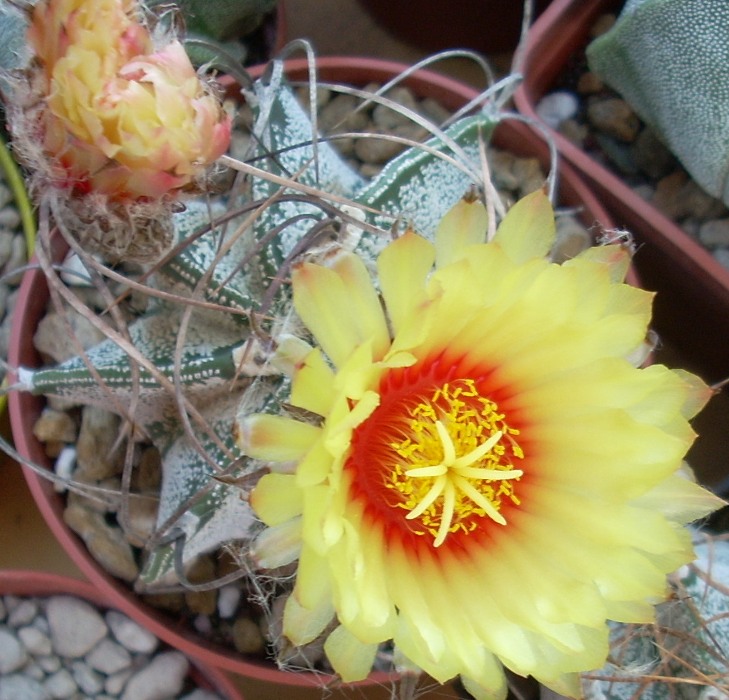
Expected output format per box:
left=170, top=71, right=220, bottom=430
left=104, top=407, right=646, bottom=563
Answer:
left=582, top=532, right=729, bottom=700
left=586, top=0, right=729, bottom=208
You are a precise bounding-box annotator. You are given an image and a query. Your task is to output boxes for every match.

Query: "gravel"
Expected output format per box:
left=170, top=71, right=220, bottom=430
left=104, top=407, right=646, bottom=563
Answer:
left=0, top=592, right=224, bottom=700
left=535, top=9, right=729, bottom=271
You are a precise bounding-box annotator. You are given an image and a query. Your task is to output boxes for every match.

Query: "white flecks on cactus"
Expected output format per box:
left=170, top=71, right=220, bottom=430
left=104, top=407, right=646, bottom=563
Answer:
left=586, top=0, right=729, bottom=207
left=582, top=532, right=729, bottom=700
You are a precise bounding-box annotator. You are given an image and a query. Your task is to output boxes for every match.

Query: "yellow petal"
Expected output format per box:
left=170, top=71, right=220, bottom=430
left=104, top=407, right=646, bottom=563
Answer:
left=250, top=516, right=302, bottom=568
left=330, top=251, right=390, bottom=359
left=290, top=347, right=336, bottom=416
left=493, top=188, right=555, bottom=263
left=569, top=243, right=631, bottom=283
left=270, top=333, right=313, bottom=375
left=324, top=624, right=378, bottom=682
left=283, top=590, right=334, bottom=646
left=377, top=230, right=434, bottom=334
left=292, top=254, right=387, bottom=368
left=294, top=544, right=334, bottom=611
left=249, top=473, right=302, bottom=526
left=633, top=472, right=727, bottom=523
left=460, top=673, right=508, bottom=700
left=236, top=414, right=320, bottom=462
left=434, top=195, right=488, bottom=268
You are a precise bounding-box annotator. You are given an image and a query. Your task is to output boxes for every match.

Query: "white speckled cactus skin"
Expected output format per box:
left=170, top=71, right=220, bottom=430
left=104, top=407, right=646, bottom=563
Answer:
left=586, top=0, right=729, bottom=208
left=582, top=532, right=729, bottom=700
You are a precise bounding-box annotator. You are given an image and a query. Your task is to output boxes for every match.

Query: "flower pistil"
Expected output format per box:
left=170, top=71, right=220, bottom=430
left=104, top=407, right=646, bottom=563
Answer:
left=386, top=378, right=524, bottom=547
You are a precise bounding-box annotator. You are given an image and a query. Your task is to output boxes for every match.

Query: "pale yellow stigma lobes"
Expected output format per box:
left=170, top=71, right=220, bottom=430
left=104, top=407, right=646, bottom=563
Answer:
left=387, top=379, right=524, bottom=547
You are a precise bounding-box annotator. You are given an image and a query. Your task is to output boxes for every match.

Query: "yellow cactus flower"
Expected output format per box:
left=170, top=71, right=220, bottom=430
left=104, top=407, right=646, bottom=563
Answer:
left=237, top=190, right=724, bottom=698
left=26, top=0, right=231, bottom=201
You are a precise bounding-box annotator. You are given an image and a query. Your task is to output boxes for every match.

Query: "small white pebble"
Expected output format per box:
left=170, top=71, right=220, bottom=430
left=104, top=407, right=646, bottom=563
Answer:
left=536, top=90, right=579, bottom=129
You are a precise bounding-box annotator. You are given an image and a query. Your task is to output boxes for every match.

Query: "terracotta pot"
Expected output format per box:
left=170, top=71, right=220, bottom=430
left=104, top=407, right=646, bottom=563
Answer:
left=0, top=569, right=243, bottom=699
left=355, top=0, right=552, bottom=55
left=8, top=56, right=617, bottom=687
left=513, top=0, right=729, bottom=385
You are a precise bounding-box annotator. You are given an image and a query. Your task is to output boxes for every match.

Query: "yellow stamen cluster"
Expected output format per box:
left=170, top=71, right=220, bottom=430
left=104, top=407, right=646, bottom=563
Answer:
left=387, top=379, right=524, bottom=547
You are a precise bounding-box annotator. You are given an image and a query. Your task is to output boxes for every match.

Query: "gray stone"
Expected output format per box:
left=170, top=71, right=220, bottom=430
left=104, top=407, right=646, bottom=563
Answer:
left=0, top=674, right=47, bottom=700
left=3, top=232, right=26, bottom=283
left=105, top=668, right=133, bottom=696
left=37, top=654, right=62, bottom=673
left=121, top=494, right=159, bottom=544
left=318, top=93, right=369, bottom=134
left=536, top=90, right=579, bottom=129
left=217, top=584, right=241, bottom=619
left=0, top=626, right=28, bottom=673
left=552, top=216, right=593, bottom=264
left=0, top=205, right=21, bottom=229
left=71, top=659, right=104, bottom=695
left=106, top=610, right=158, bottom=654
left=181, top=690, right=222, bottom=700
left=32, top=408, right=78, bottom=445
left=0, top=230, right=14, bottom=270
left=25, top=660, right=46, bottom=679
left=8, top=598, right=38, bottom=626
left=631, top=127, right=675, bottom=179
left=46, top=595, right=108, bottom=658
left=232, top=615, right=265, bottom=655
left=713, top=247, right=729, bottom=271
left=33, top=309, right=106, bottom=364
left=63, top=502, right=139, bottom=582
left=587, top=97, right=640, bottom=142
left=120, top=651, right=189, bottom=700
left=43, top=668, right=77, bottom=699
left=86, top=637, right=132, bottom=674
left=353, top=128, right=407, bottom=164
left=75, top=406, right=123, bottom=481
left=18, top=625, right=52, bottom=656
left=372, top=87, right=420, bottom=129
left=699, top=218, right=729, bottom=248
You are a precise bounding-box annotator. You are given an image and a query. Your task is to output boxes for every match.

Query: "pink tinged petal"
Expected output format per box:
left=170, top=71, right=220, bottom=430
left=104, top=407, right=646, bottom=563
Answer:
left=293, top=262, right=367, bottom=367
left=672, top=368, right=715, bottom=419
left=248, top=472, right=303, bottom=526
left=493, top=188, right=556, bottom=263
left=434, top=195, right=489, bottom=268
left=235, top=414, right=320, bottom=462
left=290, top=348, right=336, bottom=416
left=323, top=625, right=378, bottom=683
left=377, top=230, right=435, bottom=334
left=250, top=517, right=302, bottom=568
left=282, top=590, right=335, bottom=646
left=329, top=252, right=390, bottom=360
left=569, top=243, right=631, bottom=283
left=270, top=334, right=313, bottom=376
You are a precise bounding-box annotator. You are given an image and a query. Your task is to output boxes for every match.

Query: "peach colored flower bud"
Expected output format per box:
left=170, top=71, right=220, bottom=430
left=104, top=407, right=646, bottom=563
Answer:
left=4, top=0, right=232, bottom=261
left=28, top=0, right=231, bottom=202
